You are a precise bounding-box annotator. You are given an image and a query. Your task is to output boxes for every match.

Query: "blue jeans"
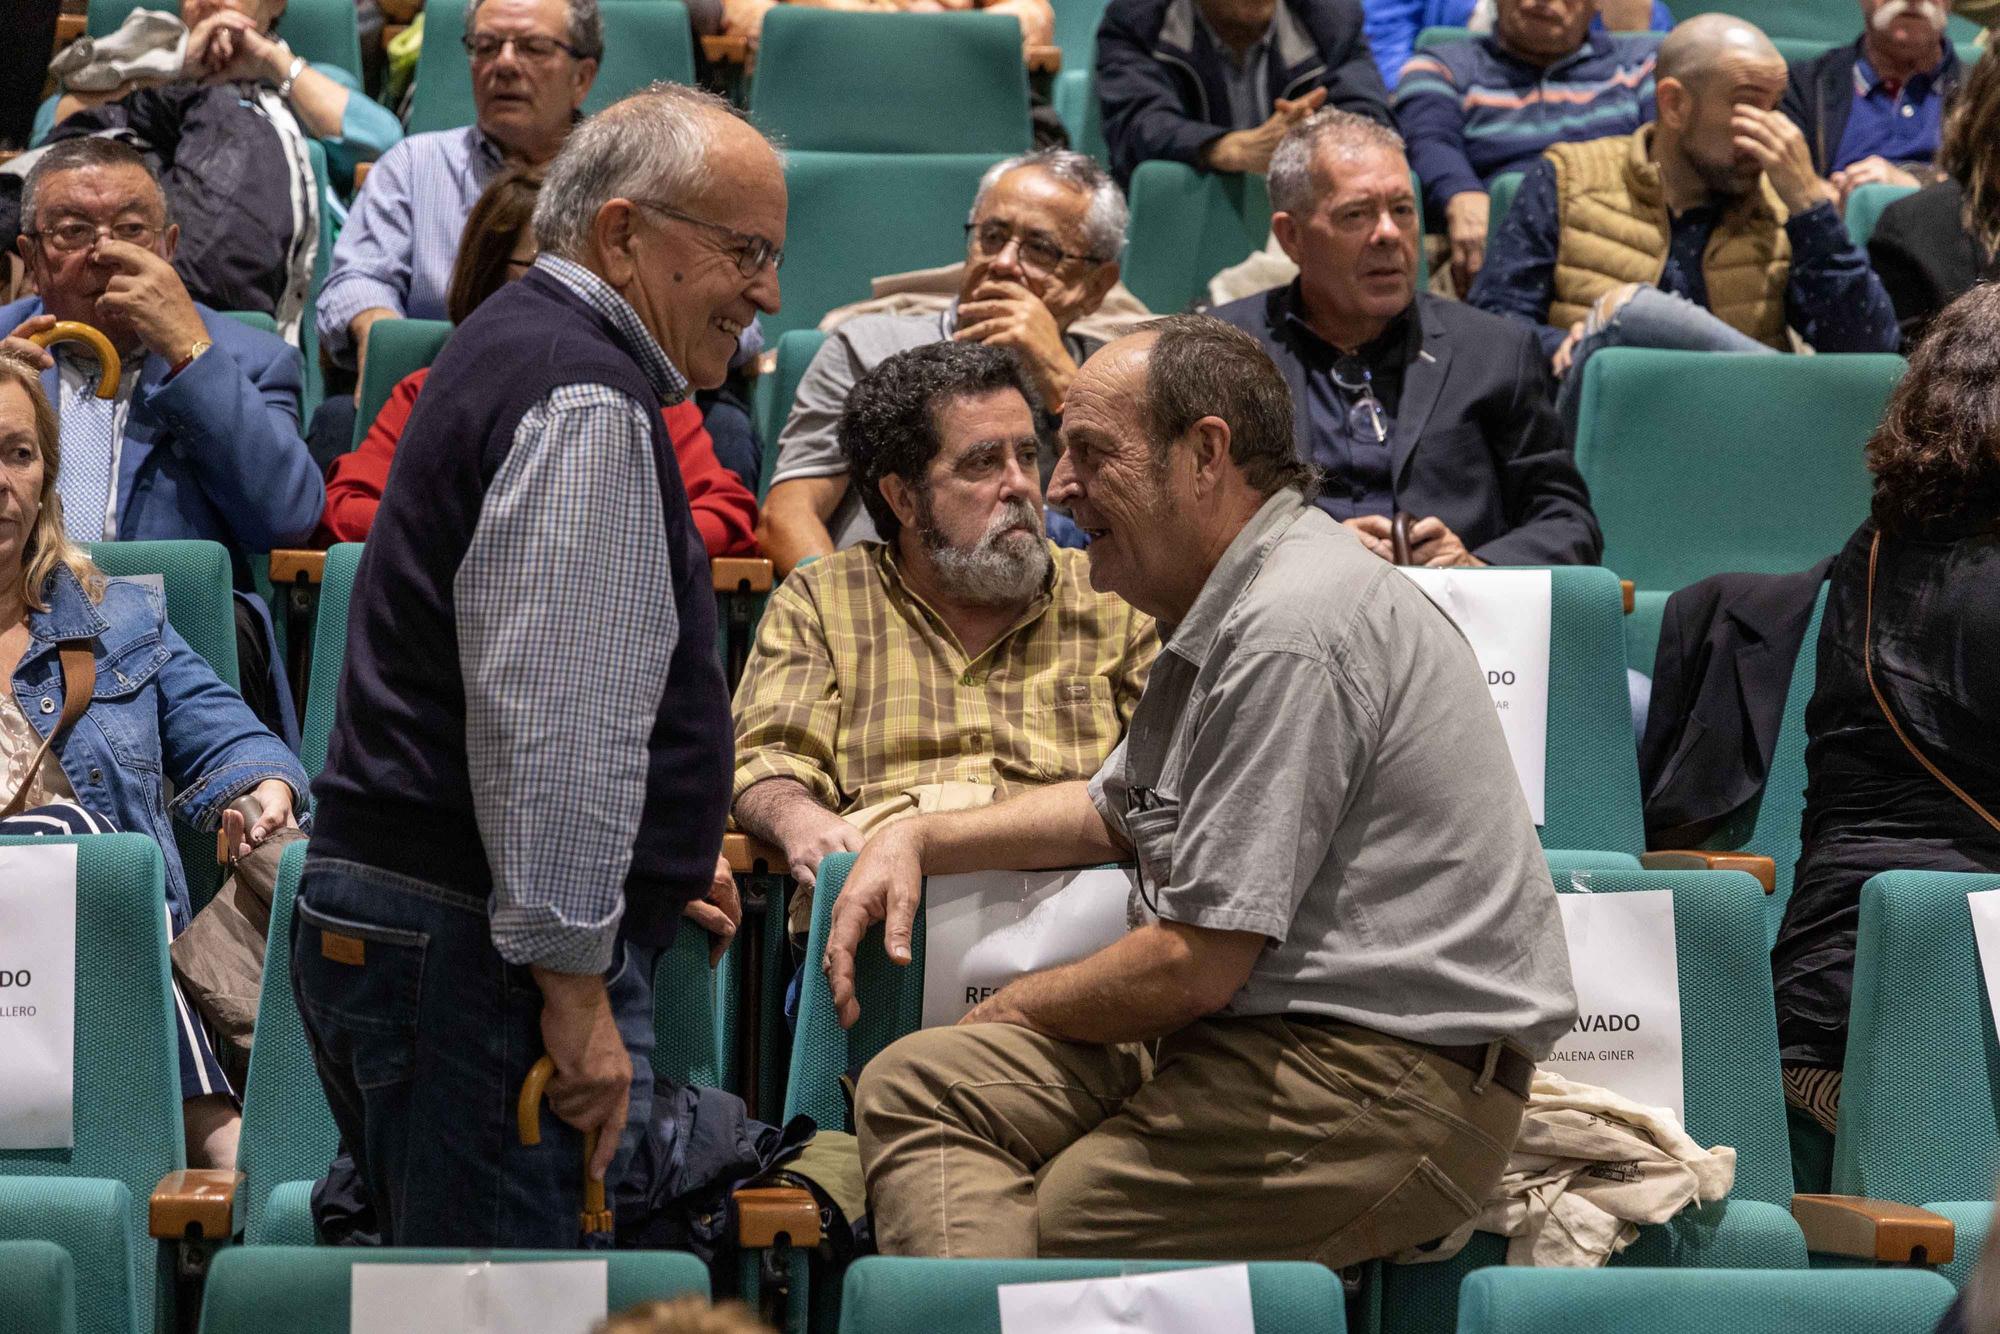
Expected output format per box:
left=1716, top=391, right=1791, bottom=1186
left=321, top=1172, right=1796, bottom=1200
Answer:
left=1556, top=287, right=1775, bottom=442
left=292, top=856, right=665, bottom=1248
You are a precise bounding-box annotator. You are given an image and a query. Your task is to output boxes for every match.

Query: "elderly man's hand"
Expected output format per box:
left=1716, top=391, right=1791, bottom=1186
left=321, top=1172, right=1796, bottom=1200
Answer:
left=1, top=315, right=57, bottom=371
left=774, top=803, right=865, bottom=896
left=184, top=8, right=289, bottom=84
left=1443, top=192, right=1490, bottom=293
left=957, top=278, right=1079, bottom=409
left=1342, top=515, right=1395, bottom=561
left=822, top=818, right=925, bottom=1029
left=684, top=853, right=743, bottom=967
left=1733, top=107, right=1837, bottom=215
left=91, top=240, right=209, bottom=364
left=1204, top=87, right=1328, bottom=175
left=1406, top=515, right=1484, bottom=567
left=1551, top=320, right=1587, bottom=377
left=1830, top=155, right=1922, bottom=209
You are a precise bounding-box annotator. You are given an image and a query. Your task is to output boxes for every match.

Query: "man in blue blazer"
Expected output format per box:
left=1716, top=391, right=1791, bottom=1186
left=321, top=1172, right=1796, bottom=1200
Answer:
left=1211, top=108, right=1600, bottom=566
left=4, top=137, right=323, bottom=573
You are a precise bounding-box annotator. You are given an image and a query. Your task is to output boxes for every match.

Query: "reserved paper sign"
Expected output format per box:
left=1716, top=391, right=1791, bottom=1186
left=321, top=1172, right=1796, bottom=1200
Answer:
left=921, top=867, right=1136, bottom=1028
left=1546, top=889, right=1686, bottom=1122
left=1968, top=890, right=2000, bottom=1046
left=350, top=1260, right=607, bottom=1334
left=0, top=842, right=78, bottom=1149
left=998, top=1264, right=1255, bottom=1334
left=1400, top=567, right=1553, bottom=825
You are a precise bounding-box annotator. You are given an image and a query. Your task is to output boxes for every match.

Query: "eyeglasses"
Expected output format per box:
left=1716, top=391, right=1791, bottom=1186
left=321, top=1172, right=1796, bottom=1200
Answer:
left=964, top=221, right=1102, bottom=277
left=1331, top=358, right=1388, bottom=445
left=462, top=32, right=585, bottom=62
left=630, top=200, right=783, bottom=277
left=27, top=219, right=162, bottom=253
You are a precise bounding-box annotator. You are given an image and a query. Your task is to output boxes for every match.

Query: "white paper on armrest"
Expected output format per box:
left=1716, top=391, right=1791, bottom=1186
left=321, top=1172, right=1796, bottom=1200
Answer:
left=1968, top=890, right=2000, bottom=1043
left=1398, top=567, right=1552, bottom=825
left=350, top=1260, right=607, bottom=1334
left=1545, top=889, right=1685, bottom=1122
left=0, top=843, right=77, bottom=1149
left=920, top=866, right=1136, bottom=1028
left=997, top=1263, right=1254, bottom=1334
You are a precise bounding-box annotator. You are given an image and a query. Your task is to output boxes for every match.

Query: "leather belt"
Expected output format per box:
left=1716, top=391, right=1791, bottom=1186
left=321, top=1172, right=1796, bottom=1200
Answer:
left=1423, top=1040, right=1535, bottom=1100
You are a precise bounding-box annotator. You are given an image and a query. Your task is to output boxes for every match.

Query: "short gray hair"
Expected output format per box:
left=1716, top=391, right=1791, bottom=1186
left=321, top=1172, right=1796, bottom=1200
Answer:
left=1267, top=109, right=1406, bottom=216
left=21, top=136, right=166, bottom=231
left=532, top=83, right=736, bottom=261
left=1135, top=314, right=1316, bottom=500
left=971, top=149, right=1128, bottom=261
left=467, top=0, right=604, bottom=61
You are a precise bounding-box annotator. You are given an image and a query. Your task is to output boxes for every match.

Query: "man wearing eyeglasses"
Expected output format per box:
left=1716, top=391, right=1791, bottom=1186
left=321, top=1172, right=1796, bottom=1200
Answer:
left=1, top=138, right=323, bottom=563
left=758, top=150, right=1129, bottom=577
left=299, top=86, right=787, bottom=1248
left=1213, top=108, right=1601, bottom=567
left=315, top=0, right=600, bottom=383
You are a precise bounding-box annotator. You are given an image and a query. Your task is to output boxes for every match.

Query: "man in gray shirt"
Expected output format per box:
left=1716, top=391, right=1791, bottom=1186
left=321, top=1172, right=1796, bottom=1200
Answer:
left=758, top=148, right=1126, bottom=575
left=824, top=314, right=1575, bottom=1264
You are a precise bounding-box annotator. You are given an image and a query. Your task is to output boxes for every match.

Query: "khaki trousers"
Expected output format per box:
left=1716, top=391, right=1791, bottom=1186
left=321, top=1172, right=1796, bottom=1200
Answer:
left=855, top=1015, right=1524, bottom=1266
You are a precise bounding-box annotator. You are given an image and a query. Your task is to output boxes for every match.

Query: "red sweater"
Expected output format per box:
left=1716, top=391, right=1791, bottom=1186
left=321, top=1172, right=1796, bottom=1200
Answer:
left=319, top=367, right=760, bottom=556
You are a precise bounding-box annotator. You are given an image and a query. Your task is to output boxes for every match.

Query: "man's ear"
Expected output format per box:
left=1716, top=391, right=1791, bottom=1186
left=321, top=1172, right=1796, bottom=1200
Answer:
left=590, top=199, right=638, bottom=289
left=1080, top=259, right=1120, bottom=312
left=1655, top=76, right=1689, bottom=132
left=572, top=56, right=600, bottom=107
left=159, top=222, right=180, bottom=263
left=1186, top=415, right=1232, bottom=492
left=880, top=472, right=921, bottom=533
left=1271, top=211, right=1304, bottom=268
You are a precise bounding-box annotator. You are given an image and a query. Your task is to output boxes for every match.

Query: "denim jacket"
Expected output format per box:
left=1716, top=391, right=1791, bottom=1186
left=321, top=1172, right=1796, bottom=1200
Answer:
left=13, top=564, right=310, bottom=929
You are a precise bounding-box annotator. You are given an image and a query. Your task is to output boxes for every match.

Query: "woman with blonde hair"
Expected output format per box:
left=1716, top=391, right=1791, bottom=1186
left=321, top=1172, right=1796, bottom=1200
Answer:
left=0, top=348, right=309, bottom=1169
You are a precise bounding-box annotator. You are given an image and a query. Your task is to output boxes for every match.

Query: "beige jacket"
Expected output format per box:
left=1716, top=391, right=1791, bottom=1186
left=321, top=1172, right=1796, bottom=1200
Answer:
left=1403, top=1071, right=1738, bottom=1268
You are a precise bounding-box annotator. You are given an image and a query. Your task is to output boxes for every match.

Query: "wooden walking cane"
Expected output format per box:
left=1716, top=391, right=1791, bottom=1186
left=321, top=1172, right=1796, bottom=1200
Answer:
left=29, top=321, right=121, bottom=397
left=1390, top=511, right=1416, bottom=566
left=517, top=1056, right=615, bottom=1237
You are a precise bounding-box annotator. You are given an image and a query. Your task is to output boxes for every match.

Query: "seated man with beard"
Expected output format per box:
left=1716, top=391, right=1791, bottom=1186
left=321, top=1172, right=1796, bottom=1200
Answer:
left=731, top=342, right=1158, bottom=935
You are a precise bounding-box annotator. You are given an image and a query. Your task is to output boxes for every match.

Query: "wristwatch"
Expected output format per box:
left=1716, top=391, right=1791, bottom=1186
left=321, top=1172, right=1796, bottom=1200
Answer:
left=169, top=339, right=213, bottom=379
left=276, top=50, right=307, bottom=101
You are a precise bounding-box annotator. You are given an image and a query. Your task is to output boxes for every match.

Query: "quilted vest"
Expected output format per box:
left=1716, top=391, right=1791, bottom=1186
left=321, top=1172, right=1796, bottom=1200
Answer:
left=1545, top=127, right=1791, bottom=349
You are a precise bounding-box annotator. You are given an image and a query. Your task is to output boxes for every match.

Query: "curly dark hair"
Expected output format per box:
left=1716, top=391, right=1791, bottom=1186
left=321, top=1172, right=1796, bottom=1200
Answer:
left=1866, top=281, right=2000, bottom=536
left=837, top=341, right=1045, bottom=543
left=1136, top=314, right=1317, bottom=499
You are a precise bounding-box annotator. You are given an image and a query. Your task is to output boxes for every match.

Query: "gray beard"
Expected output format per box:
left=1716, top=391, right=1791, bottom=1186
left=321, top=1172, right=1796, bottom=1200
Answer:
left=920, top=499, right=1051, bottom=606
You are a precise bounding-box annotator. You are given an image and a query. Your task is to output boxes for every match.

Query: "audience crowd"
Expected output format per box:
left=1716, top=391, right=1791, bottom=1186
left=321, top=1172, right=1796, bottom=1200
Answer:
left=3, top=0, right=1999, bottom=1325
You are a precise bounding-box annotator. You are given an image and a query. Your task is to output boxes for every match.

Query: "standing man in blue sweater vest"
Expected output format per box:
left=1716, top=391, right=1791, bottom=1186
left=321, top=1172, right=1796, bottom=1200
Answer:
left=295, top=85, right=784, bottom=1247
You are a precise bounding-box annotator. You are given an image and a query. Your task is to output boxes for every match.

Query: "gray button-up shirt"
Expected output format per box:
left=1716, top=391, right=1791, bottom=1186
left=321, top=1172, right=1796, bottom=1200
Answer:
left=1088, top=489, right=1576, bottom=1056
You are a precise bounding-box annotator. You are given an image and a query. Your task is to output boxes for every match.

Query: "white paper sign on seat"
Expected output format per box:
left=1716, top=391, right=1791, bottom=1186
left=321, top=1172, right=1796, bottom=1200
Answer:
left=997, top=1263, right=1256, bottom=1334
left=1399, top=567, right=1553, bottom=825
left=920, top=867, right=1137, bottom=1029
left=0, top=842, right=78, bottom=1150
left=1967, top=890, right=2000, bottom=1043
left=1546, top=889, right=1686, bottom=1122
left=350, top=1260, right=607, bottom=1334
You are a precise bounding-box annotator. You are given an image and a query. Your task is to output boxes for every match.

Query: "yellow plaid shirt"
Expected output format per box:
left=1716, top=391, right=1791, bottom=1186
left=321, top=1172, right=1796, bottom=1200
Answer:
left=732, top=542, right=1157, bottom=814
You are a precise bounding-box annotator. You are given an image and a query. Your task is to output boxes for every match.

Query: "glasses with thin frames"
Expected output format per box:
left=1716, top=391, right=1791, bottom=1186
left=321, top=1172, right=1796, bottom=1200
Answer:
left=964, top=221, right=1101, bottom=277
left=462, top=32, right=584, bottom=61
left=630, top=199, right=783, bottom=277
left=1331, top=359, right=1389, bottom=445
left=29, top=219, right=162, bottom=254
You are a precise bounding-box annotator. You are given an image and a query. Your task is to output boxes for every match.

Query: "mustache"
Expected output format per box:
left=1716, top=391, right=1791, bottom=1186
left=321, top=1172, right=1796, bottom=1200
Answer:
left=979, top=498, right=1044, bottom=546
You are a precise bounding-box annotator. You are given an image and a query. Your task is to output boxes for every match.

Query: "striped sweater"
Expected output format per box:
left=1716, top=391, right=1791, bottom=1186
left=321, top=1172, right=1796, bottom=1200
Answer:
left=1393, top=29, right=1655, bottom=220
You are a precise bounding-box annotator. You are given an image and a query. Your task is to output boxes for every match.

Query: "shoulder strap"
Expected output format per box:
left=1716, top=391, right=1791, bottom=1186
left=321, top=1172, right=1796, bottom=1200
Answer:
left=0, top=641, right=97, bottom=822
left=1864, top=530, right=2000, bottom=835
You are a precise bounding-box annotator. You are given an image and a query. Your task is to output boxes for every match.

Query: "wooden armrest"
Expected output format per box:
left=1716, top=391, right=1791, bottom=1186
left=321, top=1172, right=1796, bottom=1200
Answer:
left=1639, top=850, right=1776, bottom=894
left=56, top=14, right=86, bottom=48
left=735, top=1185, right=821, bottom=1249
left=713, top=557, right=775, bottom=595
left=150, top=1170, right=244, bottom=1242
left=703, top=34, right=751, bottom=66
left=354, top=161, right=373, bottom=191
left=268, top=549, right=327, bottom=585
left=1027, top=44, right=1062, bottom=72
left=1620, top=579, right=1634, bottom=615
left=1792, top=1194, right=1955, bottom=1265
left=723, top=832, right=789, bottom=877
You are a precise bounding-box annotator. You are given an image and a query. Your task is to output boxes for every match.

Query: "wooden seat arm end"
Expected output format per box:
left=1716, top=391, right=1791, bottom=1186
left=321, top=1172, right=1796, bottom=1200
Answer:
left=703, top=34, right=751, bottom=66
left=735, top=1184, right=821, bottom=1249
left=1792, top=1194, right=1955, bottom=1265
left=1620, top=579, right=1635, bottom=614
left=713, top=557, right=775, bottom=595
left=1639, top=850, right=1777, bottom=894
left=150, top=1169, right=245, bottom=1242
left=723, top=831, right=790, bottom=877
left=268, top=549, right=328, bottom=585
left=1027, top=44, right=1062, bottom=72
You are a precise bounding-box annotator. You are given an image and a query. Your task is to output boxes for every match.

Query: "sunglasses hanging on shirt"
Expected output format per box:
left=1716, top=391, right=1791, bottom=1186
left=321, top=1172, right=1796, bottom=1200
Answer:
left=1331, top=356, right=1389, bottom=445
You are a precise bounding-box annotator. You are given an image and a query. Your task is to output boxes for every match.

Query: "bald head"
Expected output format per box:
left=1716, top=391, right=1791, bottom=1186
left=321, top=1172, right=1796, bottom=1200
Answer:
left=1657, top=12, right=1783, bottom=87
